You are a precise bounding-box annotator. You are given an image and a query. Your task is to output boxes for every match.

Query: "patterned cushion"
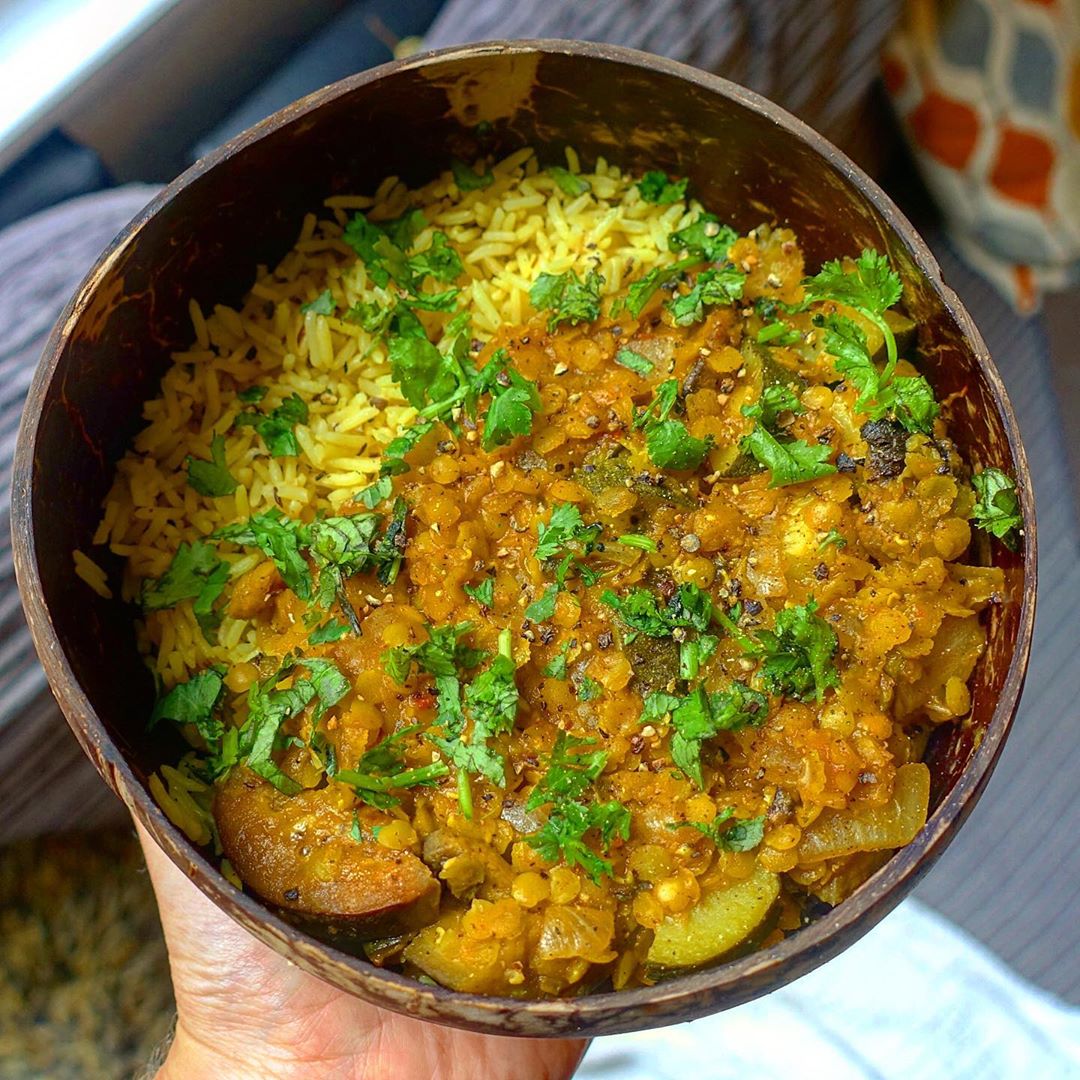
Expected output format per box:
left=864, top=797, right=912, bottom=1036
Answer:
left=883, top=0, right=1080, bottom=311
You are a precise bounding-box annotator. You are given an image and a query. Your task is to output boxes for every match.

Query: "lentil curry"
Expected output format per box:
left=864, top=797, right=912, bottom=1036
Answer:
left=84, top=152, right=1023, bottom=999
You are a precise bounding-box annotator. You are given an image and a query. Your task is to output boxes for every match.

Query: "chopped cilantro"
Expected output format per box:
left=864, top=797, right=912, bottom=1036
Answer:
left=185, top=434, right=238, bottom=497
left=668, top=213, right=738, bottom=263
left=529, top=269, right=604, bottom=331
left=614, top=347, right=654, bottom=376
left=756, top=321, right=801, bottom=346
left=672, top=811, right=766, bottom=852
left=214, top=509, right=310, bottom=599
left=525, top=584, right=559, bottom=623
left=142, top=540, right=230, bottom=642
left=646, top=420, right=711, bottom=471
left=731, top=599, right=840, bottom=703
left=336, top=725, right=449, bottom=809
left=355, top=477, right=392, bottom=509
left=234, top=393, right=308, bottom=457
left=149, top=666, right=226, bottom=746
left=471, top=353, right=542, bottom=450
left=616, top=533, right=656, bottom=552
left=741, top=384, right=804, bottom=432
left=619, top=257, right=697, bottom=318
left=637, top=171, right=689, bottom=205
left=527, top=731, right=606, bottom=811
left=382, top=622, right=484, bottom=685
left=548, top=166, right=591, bottom=197
left=601, top=582, right=712, bottom=639
left=308, top=618, right=351, bottom=644
left=536, top=503, right=600, bottom=561
left=742, top=423, right=837, bottom=487
left=451, top=158, right=494, bottom=191
left=407, top=232, right=464, bottom=285
left=577, top=675, right=602, bottom=702
left=543, top=642, right=570, bottom=679
left=667, top=265, right=746, bottom=326
left=818, top=529, right=847, bottom=552
left=464, top=576, right=495, bottom=608
left=642, top=682, right=767, bottom=786
left=971, top=467, right=1022, bottom=550
left=237, top=385, right=267, bottom=404
left=380, top=419, right=437, bottom=477
left=526, top=799, right=631, bottom=883
left=678, top=633, right=719, bottom=680
left=300, top=289, right=336, bottom=315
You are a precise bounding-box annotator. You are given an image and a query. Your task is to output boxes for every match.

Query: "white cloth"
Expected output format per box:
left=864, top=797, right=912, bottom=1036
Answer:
left=579, top=899, right=1080, bottom=1079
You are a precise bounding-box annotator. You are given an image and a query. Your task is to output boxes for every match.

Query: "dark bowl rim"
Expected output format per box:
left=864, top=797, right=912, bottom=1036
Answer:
left=11, top=38, right=1037, bottom=1037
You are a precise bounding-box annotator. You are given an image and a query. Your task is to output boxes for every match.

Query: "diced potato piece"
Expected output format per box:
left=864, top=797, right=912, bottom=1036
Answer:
left=647, top=867, right=780, bottom=970
left=403, top=909, right=519, bottom=994
left=796, top=762, right=930, bottom=865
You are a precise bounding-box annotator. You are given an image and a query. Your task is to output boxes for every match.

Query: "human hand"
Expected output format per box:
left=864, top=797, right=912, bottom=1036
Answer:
left=135, top=823, right=588, bottom=1080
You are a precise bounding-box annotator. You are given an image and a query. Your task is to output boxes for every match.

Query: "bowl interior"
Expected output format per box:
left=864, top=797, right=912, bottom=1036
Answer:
left=14, top=41, right=1033, bottom=1036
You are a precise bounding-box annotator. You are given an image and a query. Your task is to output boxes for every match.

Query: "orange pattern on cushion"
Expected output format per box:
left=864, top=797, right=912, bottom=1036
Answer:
left=909, top=90, right=980, bottom=169
left=990, top=126, right=1056, bottom=208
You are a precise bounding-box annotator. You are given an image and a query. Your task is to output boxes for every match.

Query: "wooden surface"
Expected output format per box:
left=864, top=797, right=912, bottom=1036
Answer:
left=10, top=41, right=1037, bottom=1036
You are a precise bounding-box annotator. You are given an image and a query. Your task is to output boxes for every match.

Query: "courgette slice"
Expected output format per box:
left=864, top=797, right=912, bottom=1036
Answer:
left=647, top=866, right=780, bottom=971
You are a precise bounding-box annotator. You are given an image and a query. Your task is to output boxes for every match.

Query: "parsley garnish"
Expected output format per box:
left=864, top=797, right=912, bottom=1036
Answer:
left=382, top=621, right=485, bottom=686
left=614, top=347, right=654, bottom=376
left=616, top=533, right=656, bottom=552
left=741, top=385, right=804, bottom=431
left=464, top=576, right=495, bottom=608
left=543, top=642, right=570, bottom=679
left=142, top=540, right=230, bottom=642
left=526, top=731, right=606, bottom=811
left=451, top=158, right=494, bottom=191
left=525, top=585, right=559, bottom=623
left=234, top=393, right=308, bottom=457
left=642, top=683, right=767, bottom=786
left=529, top=269, right=604, bottom=331
left=667, top=266, right=746, bottom=326
left=471, top=352, right=542, bottom=450
left=971, top=467, right=1022, bottom=550
left=577, top=675, right=602, bottom=702
left=336, top=725, right=449, bottom=809
left=526, top=503, right=602, bottom=621
left=526, top=799, right=630, bottom=884
left=355, top=477, right=392, bottom=509
left=671, top=810, right=766, bottom=852
left=548, top=166, right=590, bottom=197
left=300, top=289, right=335, bottom=315
left=637, top=171, right=689, bottom=205
left=618, top=257, right=698, bottom=318
left=186, top=434, right=238, bottom=497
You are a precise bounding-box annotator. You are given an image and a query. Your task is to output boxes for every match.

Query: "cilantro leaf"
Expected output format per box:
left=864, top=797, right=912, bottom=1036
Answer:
left=214, top=509, right=311, bottom=600
left=149, top=666, right=226, bottom=745
left=667, top=266, right=746, bottom=326
left=543, top=641, right=570, bottom=679
left=142, top=540, right=230, bottom=642
left=971, top=467, right=1022, bottom=550
left=186, top=434, right=238, bottom=497
left=645, top=420, right=711, bottom=470
left=525, top=584, right=559, bottom=623
left=601, top=582, right=712, bottom=638
left=237, top=385, right=267, bottom=404
left=463, top=576, right=495, bottom=609
left=234, top=393, right=308, bottom=457
left=741, top=384, right=805, bottom=432
left=527, top=731, right=606, bottom=811
left=803, top=249, right=904, bottom=375
left=529, top=269, right=604, bottom=331
left=300, top=289, right=336, bottom=315
left=388, top=335, right=457, bottom=411
left=633, top=379, right=679, bottom=430
left=818, top=529, right=847, bottom=552
left=742, top=423, right=837, bottom=487
left=382, top=208, right=428, bottom=250
left=526, top=799, right=630, bottom=883
left=548, top=166, right=591, bottom=197
left=889, top=375, right=940, bottom=436
left=668, top=213, right=738, bottom=262
left=536, top=503, right=599, bottom=561
left=616, top=533, right=656, bottom=552
left=336, top=725, right=449, bottom=809
left=637, top=171, right=689, bottom=205
left=620, top=257, right=697, bottom=318
left=451, top=158, right=494, bottom=191
left=355, top=477, right=392, bottom=509
left=642, top=683, right=767, bottom=786
left=576, top=675, right=602, bottom=702
left=757, top=321, right=801, bottom=346
left=614, top=347, right=654, bottom=376
left=674, top=811, right=766, bottom=852
left=408, top=232, right=464, bottom=285
left=381, top=419, right=437, bottom=477
left=746, top=599, right=840, bottom=702
left=382, top=622, right=484, bottom=684
left=473, top=356, right=542, bottom=450
left=309, top=618, right=351, bottom=644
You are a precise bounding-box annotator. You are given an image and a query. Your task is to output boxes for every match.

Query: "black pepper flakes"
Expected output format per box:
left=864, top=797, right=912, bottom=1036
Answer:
left=283, top=887, right=300, bottom=902
left=813, top=563, right=828, bottom=581
left=744, top=599, right=763, bottom=616
left=598, top=630, right=614, bottom=650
